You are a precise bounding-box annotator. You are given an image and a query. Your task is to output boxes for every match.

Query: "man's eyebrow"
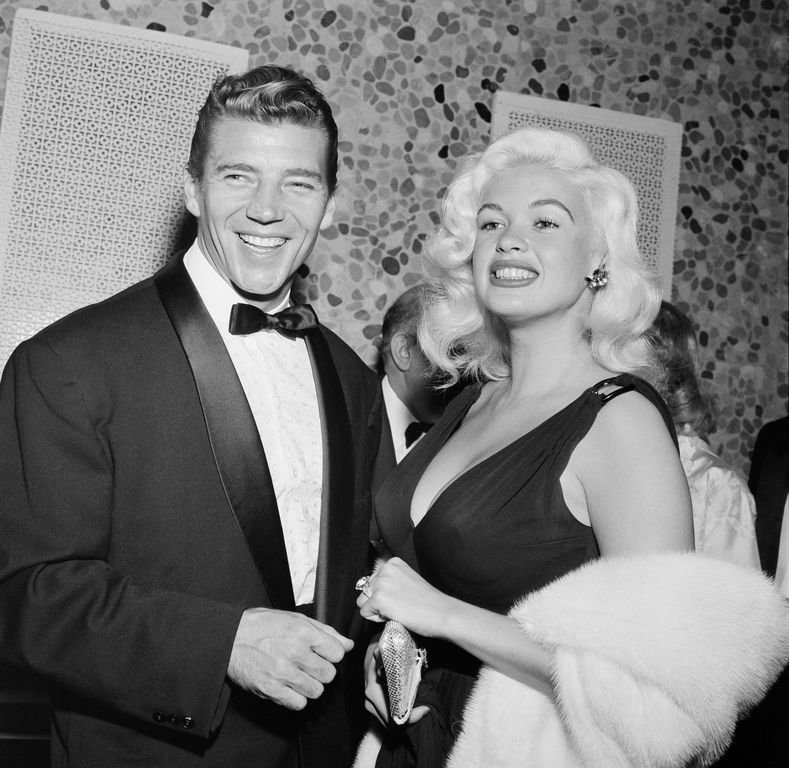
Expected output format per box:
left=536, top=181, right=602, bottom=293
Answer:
left=477, top=199, right=575, bottom=222
left=285, top=168, right=325, bottom=182
left=214, top=163, right=325, bottom=182
left=215, top=162, right=256, bottom=174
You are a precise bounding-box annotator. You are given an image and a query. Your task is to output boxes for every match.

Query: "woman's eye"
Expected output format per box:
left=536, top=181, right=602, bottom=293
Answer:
left=534, top=217, right=559, bottom=230
left=478, top=220, right=502, bottom=232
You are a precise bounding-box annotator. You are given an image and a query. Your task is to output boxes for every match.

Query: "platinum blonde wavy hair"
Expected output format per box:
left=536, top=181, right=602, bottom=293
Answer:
left=418, top=127, right=663, bottom=385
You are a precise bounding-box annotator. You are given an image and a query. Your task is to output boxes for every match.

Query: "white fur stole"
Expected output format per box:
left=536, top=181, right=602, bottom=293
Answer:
left=446, top=552, right=789, bottom=768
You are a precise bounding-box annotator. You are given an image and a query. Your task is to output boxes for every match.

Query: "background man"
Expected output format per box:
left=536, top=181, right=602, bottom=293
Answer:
left=0, top=65, right=376, bottom=767
left=371, top=284, right=454, bottom=494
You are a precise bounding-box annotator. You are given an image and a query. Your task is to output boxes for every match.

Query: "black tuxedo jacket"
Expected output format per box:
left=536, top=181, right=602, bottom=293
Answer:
left=0, top=256, right=377, bottom=767
left=370, top=380, right=397, bottom=499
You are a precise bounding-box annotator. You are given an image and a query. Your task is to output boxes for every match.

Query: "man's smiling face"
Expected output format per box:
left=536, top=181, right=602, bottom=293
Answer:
left=184, top=117, right=335, bottom=310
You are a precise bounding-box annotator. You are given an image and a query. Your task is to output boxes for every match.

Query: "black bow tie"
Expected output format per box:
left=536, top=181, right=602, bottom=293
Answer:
left=405, top=420, right=431, bottom=448
left=228, top=303, right=318, bottom=336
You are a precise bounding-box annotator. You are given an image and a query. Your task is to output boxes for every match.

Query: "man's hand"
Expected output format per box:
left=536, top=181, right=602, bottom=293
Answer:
left=227, top=608, right=354, bottom=710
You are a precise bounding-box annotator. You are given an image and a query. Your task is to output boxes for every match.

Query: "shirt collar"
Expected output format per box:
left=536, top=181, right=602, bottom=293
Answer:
left=183, top=241, right=291, bottom=336
left=382, top=375, right=419, bottom=454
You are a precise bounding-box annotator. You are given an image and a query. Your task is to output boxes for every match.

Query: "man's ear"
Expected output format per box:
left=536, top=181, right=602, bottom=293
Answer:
left=183, top=170, right=201, bottom=218
left=389, top=331, right=414, bottom=373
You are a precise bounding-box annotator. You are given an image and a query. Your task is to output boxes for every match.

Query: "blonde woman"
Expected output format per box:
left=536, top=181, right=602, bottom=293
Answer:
left=355, top=128, right=788, bottom=768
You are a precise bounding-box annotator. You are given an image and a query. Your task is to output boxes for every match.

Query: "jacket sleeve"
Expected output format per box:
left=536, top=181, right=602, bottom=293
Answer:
left=0, top=339, right=242, bottom=741
left=448, top=553, right=789, bottom=768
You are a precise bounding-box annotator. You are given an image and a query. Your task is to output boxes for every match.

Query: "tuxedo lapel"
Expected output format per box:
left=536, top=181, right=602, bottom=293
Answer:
left=370, top=382, right=397, bottom=498
left=305, top=327, right=354, bottom=627
left=154, top=257, right=295, bottom=611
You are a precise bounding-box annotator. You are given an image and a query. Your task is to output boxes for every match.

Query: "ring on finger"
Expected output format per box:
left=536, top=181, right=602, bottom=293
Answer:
left=355, top=575, right=374, bottom=599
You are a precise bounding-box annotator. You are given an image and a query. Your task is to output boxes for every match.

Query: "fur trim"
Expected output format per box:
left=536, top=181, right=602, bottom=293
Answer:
left=448, top=553, right=789, bottom=768
left=352, top=723, right=385, bottom=768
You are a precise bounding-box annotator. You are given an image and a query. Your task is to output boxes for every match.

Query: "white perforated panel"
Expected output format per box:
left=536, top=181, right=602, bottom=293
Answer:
left=0, top=9, right=249, bottom=368
left=491, top=91, right=682, bottom=298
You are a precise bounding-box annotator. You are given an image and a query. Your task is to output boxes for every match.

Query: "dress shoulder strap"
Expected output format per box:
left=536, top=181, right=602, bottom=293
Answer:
left=590, top=374, right=678, bottom=448
left=590, top=374, right=637, bottom=404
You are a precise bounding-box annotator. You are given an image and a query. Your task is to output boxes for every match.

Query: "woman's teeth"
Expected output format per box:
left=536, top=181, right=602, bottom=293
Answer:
left=494, top=267, right=536, bottom=280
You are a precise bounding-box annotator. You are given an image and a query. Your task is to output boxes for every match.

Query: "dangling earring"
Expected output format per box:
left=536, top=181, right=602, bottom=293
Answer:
left=585, top=264, right=608, bottom=291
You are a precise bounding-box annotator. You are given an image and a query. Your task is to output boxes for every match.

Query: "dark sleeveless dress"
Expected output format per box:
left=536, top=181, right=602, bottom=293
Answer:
left=370, top=374, right=675, bottom=768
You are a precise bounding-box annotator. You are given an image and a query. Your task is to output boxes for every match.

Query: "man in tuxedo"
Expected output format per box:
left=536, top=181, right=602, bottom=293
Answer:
left=0, top=65, right=377, bottom=767
left=371, top=284, right=452, bottom=495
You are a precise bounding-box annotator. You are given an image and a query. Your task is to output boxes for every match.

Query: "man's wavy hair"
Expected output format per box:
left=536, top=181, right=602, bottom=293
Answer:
left=187, top=65, right=338, bottom=193
left=417, top=127, right=663, bottom=386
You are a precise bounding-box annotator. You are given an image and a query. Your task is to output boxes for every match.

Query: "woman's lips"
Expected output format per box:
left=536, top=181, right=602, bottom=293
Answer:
left=490, top=261, right=538, bottom=285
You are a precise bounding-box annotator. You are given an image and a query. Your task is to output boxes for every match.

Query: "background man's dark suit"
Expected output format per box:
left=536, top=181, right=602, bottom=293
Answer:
left=0, top=255, right=377, bottom=767
left=750, top=415, right=789, bottom=577
left=713, top=416, right=789, bottom=768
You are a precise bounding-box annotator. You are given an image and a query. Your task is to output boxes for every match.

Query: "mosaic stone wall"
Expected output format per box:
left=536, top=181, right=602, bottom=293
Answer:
left=0, top=0, right=785, bottom=476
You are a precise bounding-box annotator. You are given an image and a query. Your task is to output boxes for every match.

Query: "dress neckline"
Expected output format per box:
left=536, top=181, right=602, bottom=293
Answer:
left=410, top=375, right=631, bottom=527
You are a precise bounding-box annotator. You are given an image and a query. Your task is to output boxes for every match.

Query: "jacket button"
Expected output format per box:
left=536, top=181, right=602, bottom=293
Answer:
left=152, top=712, right=165, bottom=723
left=167, top=714, right=179, bottom=725
left=182, top=716, right=194, bottom=729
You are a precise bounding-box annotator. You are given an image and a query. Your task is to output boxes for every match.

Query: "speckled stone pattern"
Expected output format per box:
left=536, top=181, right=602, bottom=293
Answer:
left=0, top=0, right=785, bottom=477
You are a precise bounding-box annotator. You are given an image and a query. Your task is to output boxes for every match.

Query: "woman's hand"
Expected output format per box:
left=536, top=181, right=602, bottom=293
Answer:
left=362, top=640, right=388, bottom=725
left=355, top=557, right=454, bottom=639
left=363, top=639, right=429, bottom=726
left=357, top=558, right=555, bottom=695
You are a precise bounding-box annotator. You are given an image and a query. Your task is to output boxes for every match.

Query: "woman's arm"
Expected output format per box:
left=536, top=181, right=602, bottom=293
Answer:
left=571, top=390, right=694, bottom=556
left=357, top=558, right=554, bottom=689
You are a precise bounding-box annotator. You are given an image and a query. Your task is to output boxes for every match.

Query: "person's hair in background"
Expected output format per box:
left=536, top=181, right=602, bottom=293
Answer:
left=418, top=127, right=663, bottom=386
left=377, top=283, right=429, bottom=378
left=187, top=64, right=339, bottom=192
left=649, top=299, right=715, bottom=440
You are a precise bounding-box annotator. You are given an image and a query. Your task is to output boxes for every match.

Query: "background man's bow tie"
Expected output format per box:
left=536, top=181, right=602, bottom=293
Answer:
left=405, top=420, right=431, bottom=448
left=229, top=303, right=318, bottom=336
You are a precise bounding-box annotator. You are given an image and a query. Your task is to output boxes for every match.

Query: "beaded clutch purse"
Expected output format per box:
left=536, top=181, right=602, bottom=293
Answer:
left=378, top=620, right=428, bottom=725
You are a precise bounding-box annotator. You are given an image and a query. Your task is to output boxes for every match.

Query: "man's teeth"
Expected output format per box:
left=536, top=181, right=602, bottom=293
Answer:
left=494, top=266, right=536, bottom=280
left=239, top=234, right=286, bottom=247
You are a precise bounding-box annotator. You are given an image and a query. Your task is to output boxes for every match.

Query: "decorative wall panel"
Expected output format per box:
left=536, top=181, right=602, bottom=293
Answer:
left=0, top=9, right=248, bottom=367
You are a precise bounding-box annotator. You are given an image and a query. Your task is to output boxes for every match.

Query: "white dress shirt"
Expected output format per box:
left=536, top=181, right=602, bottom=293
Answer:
left=184, top=242, right=322, bottom=605
left=679, top=434, right=761, bottom=570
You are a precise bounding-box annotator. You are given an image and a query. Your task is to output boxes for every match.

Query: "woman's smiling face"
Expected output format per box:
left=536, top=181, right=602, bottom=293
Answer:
left=472, top=164, right=599, bottom=325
